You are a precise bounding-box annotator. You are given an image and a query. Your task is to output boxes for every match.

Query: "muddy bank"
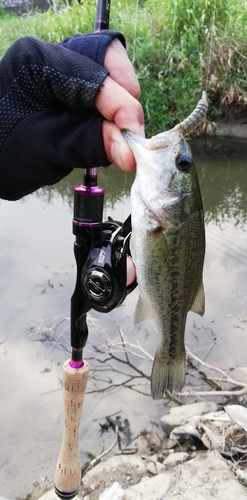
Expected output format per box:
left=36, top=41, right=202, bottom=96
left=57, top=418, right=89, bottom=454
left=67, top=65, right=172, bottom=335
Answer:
left=216, top=122, right=247, bottom=139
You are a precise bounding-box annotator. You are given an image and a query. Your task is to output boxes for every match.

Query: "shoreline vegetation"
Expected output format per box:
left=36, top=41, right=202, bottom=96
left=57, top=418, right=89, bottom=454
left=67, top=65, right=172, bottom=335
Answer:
left=1, top=0, right=247, bottom=135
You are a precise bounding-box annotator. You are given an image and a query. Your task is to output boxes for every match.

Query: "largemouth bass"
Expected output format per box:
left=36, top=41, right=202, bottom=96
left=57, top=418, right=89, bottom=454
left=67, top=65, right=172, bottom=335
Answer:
left=123, top=94, right=207, bottom=399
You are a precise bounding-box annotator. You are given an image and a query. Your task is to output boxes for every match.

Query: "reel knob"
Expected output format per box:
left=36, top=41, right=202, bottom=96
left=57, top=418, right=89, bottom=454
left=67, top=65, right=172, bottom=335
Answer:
left=83, top=269, right=112, bottom=302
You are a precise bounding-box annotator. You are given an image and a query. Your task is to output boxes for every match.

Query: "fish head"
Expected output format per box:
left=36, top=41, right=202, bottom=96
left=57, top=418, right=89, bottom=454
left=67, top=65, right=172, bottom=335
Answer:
left=148, top=128, right=196, bottom=196
left=123, top=128, right=200, bottom=229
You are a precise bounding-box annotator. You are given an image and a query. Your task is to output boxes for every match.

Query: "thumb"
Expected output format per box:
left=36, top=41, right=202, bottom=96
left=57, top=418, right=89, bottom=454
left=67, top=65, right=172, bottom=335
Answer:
left=102, top=121, right=137, bottom=171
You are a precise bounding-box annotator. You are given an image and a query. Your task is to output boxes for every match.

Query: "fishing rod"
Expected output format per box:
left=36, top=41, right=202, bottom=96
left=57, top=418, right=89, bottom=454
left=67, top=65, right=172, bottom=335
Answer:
left=54, top=1, right=136, bottom=498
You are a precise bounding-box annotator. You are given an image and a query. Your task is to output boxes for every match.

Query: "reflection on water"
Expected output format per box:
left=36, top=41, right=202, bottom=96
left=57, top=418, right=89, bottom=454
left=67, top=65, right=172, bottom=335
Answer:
left=192, top=136, right=247, bottom=225
left=1, top=137, right=247, bottom=498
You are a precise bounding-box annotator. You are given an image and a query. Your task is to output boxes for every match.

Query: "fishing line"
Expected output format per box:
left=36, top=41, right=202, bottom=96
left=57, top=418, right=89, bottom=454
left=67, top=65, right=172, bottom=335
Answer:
left=120, top=0, right=139, bottom=230
left=132, top=0, right=139, bottom=64
left=205, top=0, right=217, bottom=93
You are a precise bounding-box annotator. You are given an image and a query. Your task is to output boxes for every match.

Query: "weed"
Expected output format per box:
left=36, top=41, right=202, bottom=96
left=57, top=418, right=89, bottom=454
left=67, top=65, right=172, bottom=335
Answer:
left=1, top=0, right=247, bottom=132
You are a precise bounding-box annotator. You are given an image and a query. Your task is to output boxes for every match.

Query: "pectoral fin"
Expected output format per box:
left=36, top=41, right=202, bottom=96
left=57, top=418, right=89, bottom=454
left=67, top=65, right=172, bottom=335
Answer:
left=130, top=231, right=136, bottom=262
left=190, top=280, right=205, bottom=316
left=134, top=293, right=154, bottom=334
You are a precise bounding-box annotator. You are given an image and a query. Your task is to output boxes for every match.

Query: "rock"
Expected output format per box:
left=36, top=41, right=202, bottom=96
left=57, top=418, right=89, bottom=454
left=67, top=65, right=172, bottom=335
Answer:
left=37, top=450, right=247, bottom=500
left=146, top=453, right=160, bottom=463
left=124, top=450, right=247, bottom=500
left=160, top=401, right=219, bottom=434
left=99, top=481, right=125, bottom=500
left=124, top=471, right=174, bottom=500
left=132, top=431, right=162, bottom=455
left=168, top=408, right=247, bottom=457
left=165, top=438, right=178, bottom=449
left=146, top=461, right=157, bottom=475
left=35, top=491, right=80, bottom=500
left=163, top=452, right=189, bottom=466
left=156, top=461, right=165, bottom=473
left=236, top=469, right=247, bottom=487
left=226, top=405, right=247, bottom=432
left=143, top=431, right=162, bottom=449
left=81, top=455, right=146, bottom=500
left=18, top=479, right=52, bottom=500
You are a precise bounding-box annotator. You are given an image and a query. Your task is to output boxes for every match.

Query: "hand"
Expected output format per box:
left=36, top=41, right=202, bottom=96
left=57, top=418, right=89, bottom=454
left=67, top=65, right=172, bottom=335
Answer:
left=0, top=33, right=144, bottom=201
left=61, top=32, right=145, bottom=171
left=97, top=38, right=145, bottom=171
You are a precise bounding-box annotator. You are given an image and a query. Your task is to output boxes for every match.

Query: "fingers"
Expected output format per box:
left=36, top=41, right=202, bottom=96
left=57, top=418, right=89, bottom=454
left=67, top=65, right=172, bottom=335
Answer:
left=103, top=39, right=141, bottom=99
left=96, top=39, right=145, bottom=171
left=95, top=76, right=145, bottom=171
left=95, top=76, right=144, bottom=134
left=102, top=121, right=137, bottom=171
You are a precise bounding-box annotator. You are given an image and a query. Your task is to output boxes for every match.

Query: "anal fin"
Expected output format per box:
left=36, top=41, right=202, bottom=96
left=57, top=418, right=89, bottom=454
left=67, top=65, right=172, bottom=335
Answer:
left=190, top=280, right=205, bottom=317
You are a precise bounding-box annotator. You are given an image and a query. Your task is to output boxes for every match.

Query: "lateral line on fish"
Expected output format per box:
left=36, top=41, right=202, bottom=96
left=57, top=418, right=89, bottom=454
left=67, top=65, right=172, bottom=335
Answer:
left=166, top=234, right=185, bottom=360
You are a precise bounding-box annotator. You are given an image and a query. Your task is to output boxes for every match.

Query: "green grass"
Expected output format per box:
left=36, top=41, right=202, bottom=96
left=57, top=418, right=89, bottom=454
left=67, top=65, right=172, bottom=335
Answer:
left=0, top=1, right=95, bottom=55
left=1, top=0, right=247, bottom=134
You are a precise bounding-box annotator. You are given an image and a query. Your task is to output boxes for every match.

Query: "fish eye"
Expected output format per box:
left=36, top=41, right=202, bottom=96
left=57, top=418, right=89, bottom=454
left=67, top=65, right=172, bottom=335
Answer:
left=176, top=152, right=192, bottom=173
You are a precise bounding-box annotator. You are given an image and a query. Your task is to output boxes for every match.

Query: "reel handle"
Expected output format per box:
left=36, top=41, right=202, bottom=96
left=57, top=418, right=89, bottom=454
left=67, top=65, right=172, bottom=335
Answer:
left=54, top=359, right=89, bottom=499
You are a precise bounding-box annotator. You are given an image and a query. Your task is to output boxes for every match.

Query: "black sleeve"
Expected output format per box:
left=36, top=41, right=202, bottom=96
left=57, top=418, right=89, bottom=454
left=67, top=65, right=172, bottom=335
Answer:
left=0, top=35, right=115, bottom=200
left=60, top=30, right=126, bottom=66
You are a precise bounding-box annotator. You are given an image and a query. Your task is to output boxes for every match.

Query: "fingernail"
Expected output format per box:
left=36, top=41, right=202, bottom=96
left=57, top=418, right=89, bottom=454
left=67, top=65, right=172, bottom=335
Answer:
left=111, top=141, right=124, bottom=169
left=139, top=124, right=145, bottom=137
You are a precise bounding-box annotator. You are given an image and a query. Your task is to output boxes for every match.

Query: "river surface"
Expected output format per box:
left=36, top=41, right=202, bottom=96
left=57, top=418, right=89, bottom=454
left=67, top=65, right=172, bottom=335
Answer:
left=1, top=136, right=247, bottom=499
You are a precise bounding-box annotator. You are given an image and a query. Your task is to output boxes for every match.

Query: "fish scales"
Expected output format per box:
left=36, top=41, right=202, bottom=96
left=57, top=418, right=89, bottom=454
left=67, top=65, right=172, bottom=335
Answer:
left=134, top=203, right=205, bottom=398
left=123, top=97, right=207, bottom=399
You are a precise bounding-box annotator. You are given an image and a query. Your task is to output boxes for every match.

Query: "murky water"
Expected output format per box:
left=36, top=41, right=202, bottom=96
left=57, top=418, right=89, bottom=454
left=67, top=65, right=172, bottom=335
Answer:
left=1, top=136, right=247, bottom=499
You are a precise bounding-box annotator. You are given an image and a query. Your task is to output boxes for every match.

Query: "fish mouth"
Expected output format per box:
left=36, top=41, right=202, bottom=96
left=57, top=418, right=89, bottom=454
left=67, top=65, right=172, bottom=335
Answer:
left=122, top=130, right=147, bottom=149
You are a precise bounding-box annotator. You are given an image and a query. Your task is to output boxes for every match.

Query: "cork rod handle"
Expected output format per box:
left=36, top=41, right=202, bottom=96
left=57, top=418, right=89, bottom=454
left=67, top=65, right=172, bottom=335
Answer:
left=54, top=359, right=90, bottom=499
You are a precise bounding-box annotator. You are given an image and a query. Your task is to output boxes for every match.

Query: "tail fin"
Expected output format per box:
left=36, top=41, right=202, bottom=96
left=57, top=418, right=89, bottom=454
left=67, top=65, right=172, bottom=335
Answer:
left=150, top=345, right=186, bottom=400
